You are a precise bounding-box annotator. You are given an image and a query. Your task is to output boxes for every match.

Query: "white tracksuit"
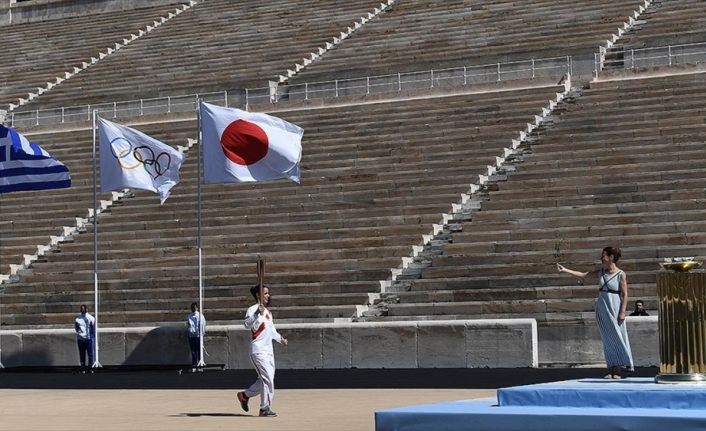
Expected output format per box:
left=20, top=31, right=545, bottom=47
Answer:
left=243, top=303, right=283, bottom=409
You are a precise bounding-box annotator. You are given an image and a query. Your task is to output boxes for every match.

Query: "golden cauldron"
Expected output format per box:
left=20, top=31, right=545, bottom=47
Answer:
left=655, top=259, right=706, bottom=384
left=659, top=261, right=703, bottom=272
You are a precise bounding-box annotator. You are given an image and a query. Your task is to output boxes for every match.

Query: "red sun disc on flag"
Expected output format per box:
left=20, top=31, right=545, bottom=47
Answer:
left=220, top=119, right=269, bottom=166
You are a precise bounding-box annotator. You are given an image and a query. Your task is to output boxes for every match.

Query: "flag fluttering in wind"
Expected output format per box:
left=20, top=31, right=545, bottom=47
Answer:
left=199, top=102, right=303, bottom=184
left=98, top=117, right=184, bottom=204
left=0, top=124, right=71, bottom=193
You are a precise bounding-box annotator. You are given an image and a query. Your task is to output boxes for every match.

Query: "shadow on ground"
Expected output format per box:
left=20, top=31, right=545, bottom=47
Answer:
left=0, top=367, right=659, bottom=390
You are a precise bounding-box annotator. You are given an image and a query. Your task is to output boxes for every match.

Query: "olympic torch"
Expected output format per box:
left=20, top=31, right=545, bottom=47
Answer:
left=257, top=256, right=265, bottom=306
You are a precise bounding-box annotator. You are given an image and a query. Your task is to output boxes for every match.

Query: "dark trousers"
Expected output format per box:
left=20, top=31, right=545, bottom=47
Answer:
left=189, top=336, right=201, bottom=366
left=77, top=338, right=94, bottom=368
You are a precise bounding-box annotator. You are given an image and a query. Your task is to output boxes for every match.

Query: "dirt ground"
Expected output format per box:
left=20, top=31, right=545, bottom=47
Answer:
left=0, top=388, right=496, bottom=431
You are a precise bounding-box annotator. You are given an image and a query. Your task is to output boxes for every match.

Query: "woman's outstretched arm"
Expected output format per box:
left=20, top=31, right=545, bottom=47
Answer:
left=556, top=263, right=591, bottom=279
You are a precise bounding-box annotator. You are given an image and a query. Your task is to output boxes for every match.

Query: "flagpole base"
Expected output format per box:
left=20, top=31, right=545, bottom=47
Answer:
left=197, top=360, right=206, bottom=367
left=92, top=361, right=103, bottom=369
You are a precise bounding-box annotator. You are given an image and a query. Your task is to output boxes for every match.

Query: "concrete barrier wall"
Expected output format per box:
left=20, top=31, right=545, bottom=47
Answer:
left=538, top=316, right=659, bottom=367
left=0, top=319, right=538, bottom=369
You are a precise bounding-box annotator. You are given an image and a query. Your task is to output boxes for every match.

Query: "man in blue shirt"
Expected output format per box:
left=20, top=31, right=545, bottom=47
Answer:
left=74, top=305, right=95, bottom=371
left=187, top=302, right=206, bottom=371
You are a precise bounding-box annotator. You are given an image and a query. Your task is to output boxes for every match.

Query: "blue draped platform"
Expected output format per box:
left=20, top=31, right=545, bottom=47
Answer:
left=498, top=377, right=706, bottom=409
left=375, top=378, right=706, bottom=431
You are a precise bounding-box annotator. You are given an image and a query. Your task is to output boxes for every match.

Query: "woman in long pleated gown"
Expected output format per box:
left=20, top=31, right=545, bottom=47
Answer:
left=557, top=246, right=634, bottom=378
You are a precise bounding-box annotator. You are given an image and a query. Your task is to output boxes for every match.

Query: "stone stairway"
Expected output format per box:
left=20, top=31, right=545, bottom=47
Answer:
left=603, top=0, right=706, bottom=70
left=362, top=85, right=585, bottom=319
left=1, top=85, right=563, bottom=328
left=603, top=0, right=662, bottom=69
left=370, top=71, right=706, bottom=324
left=293, top=0, right=647, bottom=83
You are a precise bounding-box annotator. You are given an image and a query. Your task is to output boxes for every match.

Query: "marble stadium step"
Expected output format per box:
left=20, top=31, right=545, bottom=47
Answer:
left=424, top=258, right=663, bottom=275
left=3, top=278, right=379, bottom=296
left=412, top=245, right=706, bottom=268
left=450, top=220, right=706, bottom=244
left=27, top=255, right=402, bottom=275
left=402, top=271, right=658, bottom=291
left=382, top=296, right=659, bottom=317
left=479, top=188, right=704, bottom=211
left=292, top=0, right=644, bottom=81
left=17, top=264, right=394, bottom=284
left=385, top=284, right=657, bottom=304
left=25, top=0, right=388, bottom=109
left=462, top=207, right=706, bottom=231
left=487, top=177, right=706, bottom=200
left=3, top=304, right=359, bottom=326
left=469, top=199, right=706, bottom=223
left=359, top=311, right=599, bottom=324
left=1, top=291, right=372, bottom=314
left=608, top=0, right=706, bottom=50
left=1, top=3, right=185, bottom=106
left=435, top=233, right=706, bottom=256
left=43, top=244, right=414, bottom=264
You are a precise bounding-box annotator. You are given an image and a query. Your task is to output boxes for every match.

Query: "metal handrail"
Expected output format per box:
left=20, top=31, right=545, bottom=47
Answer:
left=247, top=56, right=571, bottom=104
left=597, top=41, right=706, bottom=71
left=9, top=55, right=571, bottom=128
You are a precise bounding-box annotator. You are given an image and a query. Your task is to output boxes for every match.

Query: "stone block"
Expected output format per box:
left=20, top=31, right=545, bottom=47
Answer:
left=1, top=320, right=539, bottom=369
left=418, top=321, right=466, bottom=368
left=538, top=323, right=603, bottom=365
left=466, top=319, right=537, bottom=367
left=226, top=327, right=251, bottom=369
left=0, top=332, right=23, bottom=367
left=22, top=330, right=76, bottom=366
left=626, top=316, right=658, bottom=367
left=203, top=327, right=228, bottom=367
left=351, top=323, right=417, bottom=368
left=538, top=318, right=658, bottom=367
left=274, top=325, right=322, bottom=369
left=323, top=325, right=352, bottom=368
left=124, top=326, right=186, bottom=365
left=97, top=331, right=126, bottom=365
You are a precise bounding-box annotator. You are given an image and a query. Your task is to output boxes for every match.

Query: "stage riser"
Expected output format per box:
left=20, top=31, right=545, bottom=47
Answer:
left=498, top=378, right=706, bottom=409
left=377, top=378, right=706, bottom=431
left=376, top=398, right=706, bottom=431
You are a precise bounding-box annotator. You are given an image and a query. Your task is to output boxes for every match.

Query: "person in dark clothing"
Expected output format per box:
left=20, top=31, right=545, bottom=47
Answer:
left=629, top=300, right=649, bottom=316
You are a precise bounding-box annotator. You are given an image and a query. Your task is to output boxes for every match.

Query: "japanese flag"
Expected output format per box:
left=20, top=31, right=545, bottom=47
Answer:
left=199, top=102, right=303, bottom=184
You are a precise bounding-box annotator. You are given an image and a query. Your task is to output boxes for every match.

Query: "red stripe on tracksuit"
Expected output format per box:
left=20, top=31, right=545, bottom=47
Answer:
left=251, top=322, right=266, bottom=340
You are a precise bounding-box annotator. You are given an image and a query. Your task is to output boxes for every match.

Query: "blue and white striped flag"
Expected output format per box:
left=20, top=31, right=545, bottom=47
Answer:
left=0, top=125, right=71, bottom=193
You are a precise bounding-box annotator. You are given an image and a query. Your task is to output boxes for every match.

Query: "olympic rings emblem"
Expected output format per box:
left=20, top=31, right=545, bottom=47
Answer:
left=110, top=137, right=172, bottom=179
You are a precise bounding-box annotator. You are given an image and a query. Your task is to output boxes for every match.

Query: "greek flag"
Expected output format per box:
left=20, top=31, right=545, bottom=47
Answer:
left=0, top=125, right=71, bottom=193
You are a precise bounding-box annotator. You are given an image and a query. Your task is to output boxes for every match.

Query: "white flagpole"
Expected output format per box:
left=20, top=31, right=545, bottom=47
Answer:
left=0, top=285, right=4, bottom=369
left=196, top=100, right=205, bottom=368
left=0, top=190, right=4, bottom=368
left=92, top=111, right=102, bottom=368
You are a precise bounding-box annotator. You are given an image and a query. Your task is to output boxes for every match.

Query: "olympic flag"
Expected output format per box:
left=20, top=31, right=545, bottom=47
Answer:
left=0, top=124, right=71, bottom=193
left=199, top=102, right=303, bottom=184
left=98, top=117, right=184, bottom=204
